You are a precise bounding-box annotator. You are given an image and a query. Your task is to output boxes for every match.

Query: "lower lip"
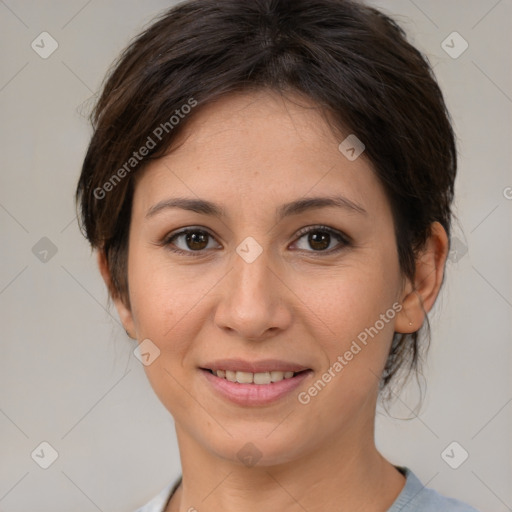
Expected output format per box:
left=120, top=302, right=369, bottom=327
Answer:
left=201, top=369, right=312, bottom=406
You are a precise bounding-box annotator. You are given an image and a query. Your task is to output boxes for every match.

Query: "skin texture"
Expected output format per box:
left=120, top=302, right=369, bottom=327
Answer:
left=98, top=89, right=449, bottom=511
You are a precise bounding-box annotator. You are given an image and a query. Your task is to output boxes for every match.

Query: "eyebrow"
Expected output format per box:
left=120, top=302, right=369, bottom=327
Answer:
left=145, top=195, right=367, bottom=221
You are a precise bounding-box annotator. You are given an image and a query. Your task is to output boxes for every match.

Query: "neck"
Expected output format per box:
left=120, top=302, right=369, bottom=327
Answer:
left=167, top=417, right=405, bottom=512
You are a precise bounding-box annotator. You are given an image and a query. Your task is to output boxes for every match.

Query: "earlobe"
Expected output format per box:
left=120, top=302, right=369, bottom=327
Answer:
left=96, top=250, right=136, bottom=338
left=395, top=222, right=449, bottom=333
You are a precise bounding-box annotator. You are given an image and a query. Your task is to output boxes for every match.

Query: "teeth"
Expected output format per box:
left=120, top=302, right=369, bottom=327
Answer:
left=254, top=372, right=271, bottom=384
left=270, top=371, right=284, bottom=382
left=236, top=371, right=253, bottom=384
left=212, top=369, right=298, bottom=384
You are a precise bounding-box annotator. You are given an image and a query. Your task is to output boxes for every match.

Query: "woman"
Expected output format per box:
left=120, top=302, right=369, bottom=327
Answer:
left=75, top=0, right=480, bottom=510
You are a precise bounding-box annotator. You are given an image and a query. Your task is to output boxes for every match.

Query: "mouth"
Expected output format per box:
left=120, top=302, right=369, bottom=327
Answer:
left=199, top=360, right=313, bottom=406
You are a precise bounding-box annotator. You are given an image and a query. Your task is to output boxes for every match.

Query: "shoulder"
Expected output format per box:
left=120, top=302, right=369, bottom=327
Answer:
left=133, top=478, right=179, bottom=512
left=388, top=467, right=481, bottom=512
left=133, top=469, right=481, bottom=512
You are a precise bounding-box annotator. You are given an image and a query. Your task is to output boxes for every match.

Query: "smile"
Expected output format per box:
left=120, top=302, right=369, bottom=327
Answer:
left=200, top=367, right=313, bottom=406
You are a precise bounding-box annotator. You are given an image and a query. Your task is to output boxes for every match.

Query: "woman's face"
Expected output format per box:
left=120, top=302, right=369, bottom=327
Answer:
left=112, top=90, right=413, bottom=466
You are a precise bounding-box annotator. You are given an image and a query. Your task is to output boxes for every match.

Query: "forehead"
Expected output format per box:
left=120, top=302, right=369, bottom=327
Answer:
left=132, top=89, right=388, bottom=221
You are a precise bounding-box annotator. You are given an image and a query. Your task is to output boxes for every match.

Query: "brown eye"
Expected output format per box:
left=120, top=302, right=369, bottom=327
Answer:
left=164, top=228, right=220, bottom=255
left=293, top=226, right=350, bottom=253
left=308, top=231, right=331, bottom=251
left=184, top=231, right=209, bottom=250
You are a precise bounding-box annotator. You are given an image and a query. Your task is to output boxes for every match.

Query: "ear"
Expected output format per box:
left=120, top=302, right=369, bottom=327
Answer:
left=96, top=250, right=136, bottom=338
left=395, top=221, right=449, bottom=333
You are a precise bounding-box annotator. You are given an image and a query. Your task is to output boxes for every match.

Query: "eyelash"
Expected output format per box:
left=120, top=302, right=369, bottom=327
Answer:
left=162, top=225, right=351, bottom=257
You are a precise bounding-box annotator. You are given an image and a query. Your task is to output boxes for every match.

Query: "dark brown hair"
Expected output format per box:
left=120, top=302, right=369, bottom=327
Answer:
left=76, top=0, right=457, bottom=394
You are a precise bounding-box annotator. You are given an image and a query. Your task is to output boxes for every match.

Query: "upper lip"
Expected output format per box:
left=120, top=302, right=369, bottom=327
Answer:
left=201, top=358, right=310, bottom=374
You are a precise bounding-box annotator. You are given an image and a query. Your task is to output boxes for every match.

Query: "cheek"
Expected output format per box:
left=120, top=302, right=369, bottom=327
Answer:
left=127, top=245, right=204, bottom=339
left=291, top=253, right=400, bottom=343
left=291, top=249, right=401, bottom=390
left=126, top=248, right=191, bottom=390
left=126, top=251, right=204, bottom=413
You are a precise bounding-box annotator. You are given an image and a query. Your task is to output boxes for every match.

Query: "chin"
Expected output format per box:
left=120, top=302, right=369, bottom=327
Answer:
left=195, top=425, right=310, bottom=468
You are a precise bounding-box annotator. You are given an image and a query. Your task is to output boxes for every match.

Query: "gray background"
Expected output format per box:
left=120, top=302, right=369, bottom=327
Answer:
left=0, top=1, right=510, bottom=511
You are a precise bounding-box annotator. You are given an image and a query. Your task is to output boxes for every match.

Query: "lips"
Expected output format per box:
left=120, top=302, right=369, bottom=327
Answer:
left=199, top=358, right=312, bottom=405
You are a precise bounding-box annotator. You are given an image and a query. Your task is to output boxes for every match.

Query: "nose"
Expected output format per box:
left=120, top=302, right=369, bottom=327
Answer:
left=213, top=245, right=293, bottom=341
